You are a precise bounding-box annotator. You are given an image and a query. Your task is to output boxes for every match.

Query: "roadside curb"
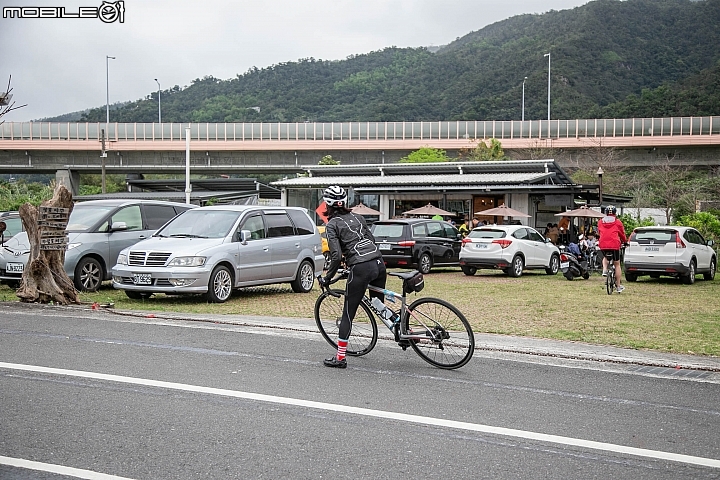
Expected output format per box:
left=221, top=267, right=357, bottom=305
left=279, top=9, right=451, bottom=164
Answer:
left=3, top=301, right=720, bottom=372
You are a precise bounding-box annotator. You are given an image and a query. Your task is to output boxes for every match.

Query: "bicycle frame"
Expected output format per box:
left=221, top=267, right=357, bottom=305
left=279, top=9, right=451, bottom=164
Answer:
left=364, top=283, right=445, bottom=345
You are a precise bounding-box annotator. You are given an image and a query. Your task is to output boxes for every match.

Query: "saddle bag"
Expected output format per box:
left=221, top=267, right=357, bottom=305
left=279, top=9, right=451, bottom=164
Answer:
left=403, top=271, right=425, bottom=294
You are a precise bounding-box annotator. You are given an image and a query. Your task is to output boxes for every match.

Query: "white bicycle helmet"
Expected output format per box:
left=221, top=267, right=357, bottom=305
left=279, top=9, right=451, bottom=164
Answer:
left=605, top=205, right=617, bottom=215
left=323, top=185, right=347, bottom=208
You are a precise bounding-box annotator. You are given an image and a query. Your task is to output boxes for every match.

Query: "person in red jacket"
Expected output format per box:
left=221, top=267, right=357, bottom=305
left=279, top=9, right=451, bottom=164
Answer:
left=597, top=205, right=628, bottom=292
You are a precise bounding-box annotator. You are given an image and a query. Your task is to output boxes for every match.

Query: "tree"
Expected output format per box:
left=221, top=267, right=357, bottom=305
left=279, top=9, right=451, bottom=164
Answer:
left=318, top=155, right=340, bottom=165
left=0, top=75, right=27, bottom=123
left=675, top=212, right=720, bottom=244
left=460, top=138, right=506, bottom=161
left=399, top=146, right=449, bottom=163
left=16, top=185, right=79, bottom=305
left=646, top=154, right=694, bottom=224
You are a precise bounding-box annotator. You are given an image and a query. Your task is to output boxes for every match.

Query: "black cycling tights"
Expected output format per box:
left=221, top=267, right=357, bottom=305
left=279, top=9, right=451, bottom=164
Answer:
left=339, top=258, right=387, bottom=340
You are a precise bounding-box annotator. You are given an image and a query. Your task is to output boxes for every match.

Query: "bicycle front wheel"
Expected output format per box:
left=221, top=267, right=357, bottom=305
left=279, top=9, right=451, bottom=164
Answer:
left=314, top=290, right=378, bottom=356
left=402, top=297, right=475, bottom=369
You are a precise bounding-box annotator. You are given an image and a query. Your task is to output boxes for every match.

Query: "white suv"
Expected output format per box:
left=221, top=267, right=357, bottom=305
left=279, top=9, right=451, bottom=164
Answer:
left=624, top=226, right=716, bottom=284
left=459, top=224, right=560, bottom=277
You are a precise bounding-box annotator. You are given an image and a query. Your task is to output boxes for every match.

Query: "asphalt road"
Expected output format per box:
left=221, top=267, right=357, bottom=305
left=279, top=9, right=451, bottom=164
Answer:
left=1, top=302, right=719, bottom=479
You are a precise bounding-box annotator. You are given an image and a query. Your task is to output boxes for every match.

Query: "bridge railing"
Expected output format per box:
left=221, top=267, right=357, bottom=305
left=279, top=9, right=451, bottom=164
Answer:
left=1, top=117, right=719, bottom=142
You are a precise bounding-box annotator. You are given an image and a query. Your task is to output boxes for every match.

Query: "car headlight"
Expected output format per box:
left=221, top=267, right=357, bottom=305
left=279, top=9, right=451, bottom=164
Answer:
left=116, top=254, right=128, bottom=265
left=67, top=242, right=82, bottom=251
left=168, top=256, right=206, bottom=267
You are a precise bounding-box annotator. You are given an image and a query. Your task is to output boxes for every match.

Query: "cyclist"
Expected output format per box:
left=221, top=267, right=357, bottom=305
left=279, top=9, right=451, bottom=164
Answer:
left=318, top=185, right=387, bottom=368
left=597, top=205, right=627, bottom=293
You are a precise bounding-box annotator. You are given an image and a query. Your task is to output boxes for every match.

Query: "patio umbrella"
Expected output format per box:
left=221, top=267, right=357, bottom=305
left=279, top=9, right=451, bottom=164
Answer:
left=475, top=204, right=530, bottom=218
left=403, top=204, right=453, bottom=217
left=351, top=203, right=381, bottom=216
left=554, top=206, right=605, bottom=218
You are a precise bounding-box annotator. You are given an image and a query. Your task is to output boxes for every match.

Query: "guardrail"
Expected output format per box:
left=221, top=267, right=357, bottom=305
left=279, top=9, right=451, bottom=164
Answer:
left=1, top=117, right=718, bottom=142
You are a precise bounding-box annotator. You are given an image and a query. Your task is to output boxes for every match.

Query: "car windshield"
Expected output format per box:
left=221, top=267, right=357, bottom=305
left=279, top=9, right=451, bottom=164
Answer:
left=157, top=209, right=240, bottom=239
left=372, top=224, right=405, bottom=239
left=467, top=229, right=506, bottom=239
left=65, top=205, right=116, bottom=232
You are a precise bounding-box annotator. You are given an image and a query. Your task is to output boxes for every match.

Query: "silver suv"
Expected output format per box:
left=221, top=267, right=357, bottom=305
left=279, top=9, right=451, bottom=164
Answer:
left=624, top=226, right=716, bottom=284
left=111, top=205, right=324, bottom=302
left=0, top=199, right=194, bottom=291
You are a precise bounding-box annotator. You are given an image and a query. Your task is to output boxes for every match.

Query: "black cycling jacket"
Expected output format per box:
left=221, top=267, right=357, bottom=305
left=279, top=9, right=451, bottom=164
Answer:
left=325, top=211, right=383, bottom=279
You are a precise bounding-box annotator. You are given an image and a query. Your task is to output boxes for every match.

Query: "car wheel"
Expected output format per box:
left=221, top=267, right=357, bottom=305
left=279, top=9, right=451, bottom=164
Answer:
left=6, top=281, right=20, bottom=289
left=461, top=265, right=477, bottom=276
left=682, top=260, right=696, bottom=285
left=564, top=272, right=574, bottom=281
left=545, top=254, right=560, bottom=275
left=703, top=258, right=716, bottom=281
left=291, top=260, right=315, bottom=293
left=625, top=272, right=638, bottom=282
left=582, top=272, right=590, bottom=280
left=125, top=291, right=152, bottom=300
left=509, top=255, right=524, bottom=277
left=205, top=265, right=233, bottom=303
left=74, top=257, right=103, bottom=292
left=417, top=253, right=432, bottom=274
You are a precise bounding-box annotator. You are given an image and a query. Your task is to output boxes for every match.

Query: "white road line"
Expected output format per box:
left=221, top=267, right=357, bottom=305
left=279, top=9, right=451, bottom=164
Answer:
left=2, top=361, right=719, bottom=469
left=0, top=455, right=135, bottom=479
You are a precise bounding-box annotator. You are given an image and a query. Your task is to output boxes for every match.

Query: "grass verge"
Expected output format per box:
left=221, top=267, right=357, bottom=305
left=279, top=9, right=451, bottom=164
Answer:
left=1, top=268, right=718, bottom=356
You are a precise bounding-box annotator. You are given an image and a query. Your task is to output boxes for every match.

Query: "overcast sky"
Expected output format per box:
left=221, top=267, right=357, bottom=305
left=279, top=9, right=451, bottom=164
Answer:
left=1, top=0, right=591, bottom=122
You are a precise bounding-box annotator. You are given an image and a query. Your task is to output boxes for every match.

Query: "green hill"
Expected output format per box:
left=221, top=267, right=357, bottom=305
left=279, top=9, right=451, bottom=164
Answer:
left=71, top=0, right=719, bottom=124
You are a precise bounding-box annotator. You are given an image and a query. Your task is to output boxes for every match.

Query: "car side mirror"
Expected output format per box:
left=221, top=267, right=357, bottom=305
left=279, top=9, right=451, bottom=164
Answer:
left=545, top=238, right=553, bottom=243
left=240, top=229, right=251, bottom=244
left=109, top=221, right=128, bottom=232
left=708, top=239, right=715, bottom=247
left=456, top=233, right=463, bottom=240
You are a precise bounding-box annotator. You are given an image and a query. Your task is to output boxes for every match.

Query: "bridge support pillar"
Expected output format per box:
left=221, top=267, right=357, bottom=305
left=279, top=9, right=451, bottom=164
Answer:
left=56, top=169, right=80, bottom=197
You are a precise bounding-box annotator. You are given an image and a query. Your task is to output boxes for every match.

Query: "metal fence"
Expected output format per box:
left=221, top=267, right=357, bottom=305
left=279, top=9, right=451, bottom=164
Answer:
left=1, top=117, right=719, bottom=142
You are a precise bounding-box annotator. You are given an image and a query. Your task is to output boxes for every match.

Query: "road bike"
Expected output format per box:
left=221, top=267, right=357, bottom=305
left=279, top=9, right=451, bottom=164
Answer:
left=315, top=269, right=475, bottom=369
left=604, top=250, right=617, bottom=294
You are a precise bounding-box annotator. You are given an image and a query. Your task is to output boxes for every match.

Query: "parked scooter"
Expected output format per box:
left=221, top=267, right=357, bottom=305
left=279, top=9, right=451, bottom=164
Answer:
left=559, top=243, right=590, bottom=281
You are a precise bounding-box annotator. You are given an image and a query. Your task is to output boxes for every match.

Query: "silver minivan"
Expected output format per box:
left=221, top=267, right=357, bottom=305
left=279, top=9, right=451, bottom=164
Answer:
left=0, top=199, right=194, bottom=291
left=111, top=205, right=324, bottom=302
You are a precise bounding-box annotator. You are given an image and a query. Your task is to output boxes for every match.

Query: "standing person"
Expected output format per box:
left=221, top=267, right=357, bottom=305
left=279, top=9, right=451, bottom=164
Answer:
left=597, top=205, right=628, bottom=293
left=558, top=216, right=570, bottom=245
left=547, top=223, right=559, bottom=244
left=458, top=219, right=470, bottom=237
left=318, top=186, right=387, bottom=368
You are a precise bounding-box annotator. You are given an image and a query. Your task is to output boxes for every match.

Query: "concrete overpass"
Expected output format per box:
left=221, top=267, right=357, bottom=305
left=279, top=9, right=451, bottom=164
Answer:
left=1, top=117, right=718, bottom=191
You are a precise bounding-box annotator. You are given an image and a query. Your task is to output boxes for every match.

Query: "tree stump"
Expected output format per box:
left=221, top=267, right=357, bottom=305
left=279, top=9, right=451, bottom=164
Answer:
left=16, top=185, right=79, bottom=305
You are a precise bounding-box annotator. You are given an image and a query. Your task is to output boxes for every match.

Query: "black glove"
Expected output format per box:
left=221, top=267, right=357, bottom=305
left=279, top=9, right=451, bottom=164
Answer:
left=317, top=276, right=328, bottom=286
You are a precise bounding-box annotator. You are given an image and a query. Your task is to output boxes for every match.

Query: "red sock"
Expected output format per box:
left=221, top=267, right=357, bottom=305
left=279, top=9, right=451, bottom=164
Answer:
left=337, top=339, right=348, bottom=361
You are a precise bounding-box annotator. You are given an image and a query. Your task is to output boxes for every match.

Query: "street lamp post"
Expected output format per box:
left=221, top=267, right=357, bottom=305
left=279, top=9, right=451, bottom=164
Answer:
left=544, top=52, right=551, bottom=123
left=522, top=76, right=528, bottom=122
left=104, top=55, right=115, bottom=194
left=154, top=78, right=161, bottom=123
left=106, top=55, right=115, bottom=126
left=597, top=166, right=604, bottom=206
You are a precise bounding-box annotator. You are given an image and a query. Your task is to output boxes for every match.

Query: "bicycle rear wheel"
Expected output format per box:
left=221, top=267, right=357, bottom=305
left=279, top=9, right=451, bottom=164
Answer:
left=606, top=269, right=615, bottom=295
left=314, top=289, right=378, bottom=356
left=402, top=297, right=474, bottom=369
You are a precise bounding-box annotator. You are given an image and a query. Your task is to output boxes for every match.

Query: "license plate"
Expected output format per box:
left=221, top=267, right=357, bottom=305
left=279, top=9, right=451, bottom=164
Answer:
left=6, top=262, right=23, bottom=273
left=475, top=243, right=488, bottom=249
left=379, top=243, right=391, bottom=250
left=132, top=273, right=152, bottom=285
left=560, top=262, right=569, bottom=269
left=644, top=246, right=660, bottom=252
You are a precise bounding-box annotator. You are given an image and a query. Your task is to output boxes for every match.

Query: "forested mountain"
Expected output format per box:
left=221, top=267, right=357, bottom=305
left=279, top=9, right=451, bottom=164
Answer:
left=71, top=0, right=719, bottom=124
